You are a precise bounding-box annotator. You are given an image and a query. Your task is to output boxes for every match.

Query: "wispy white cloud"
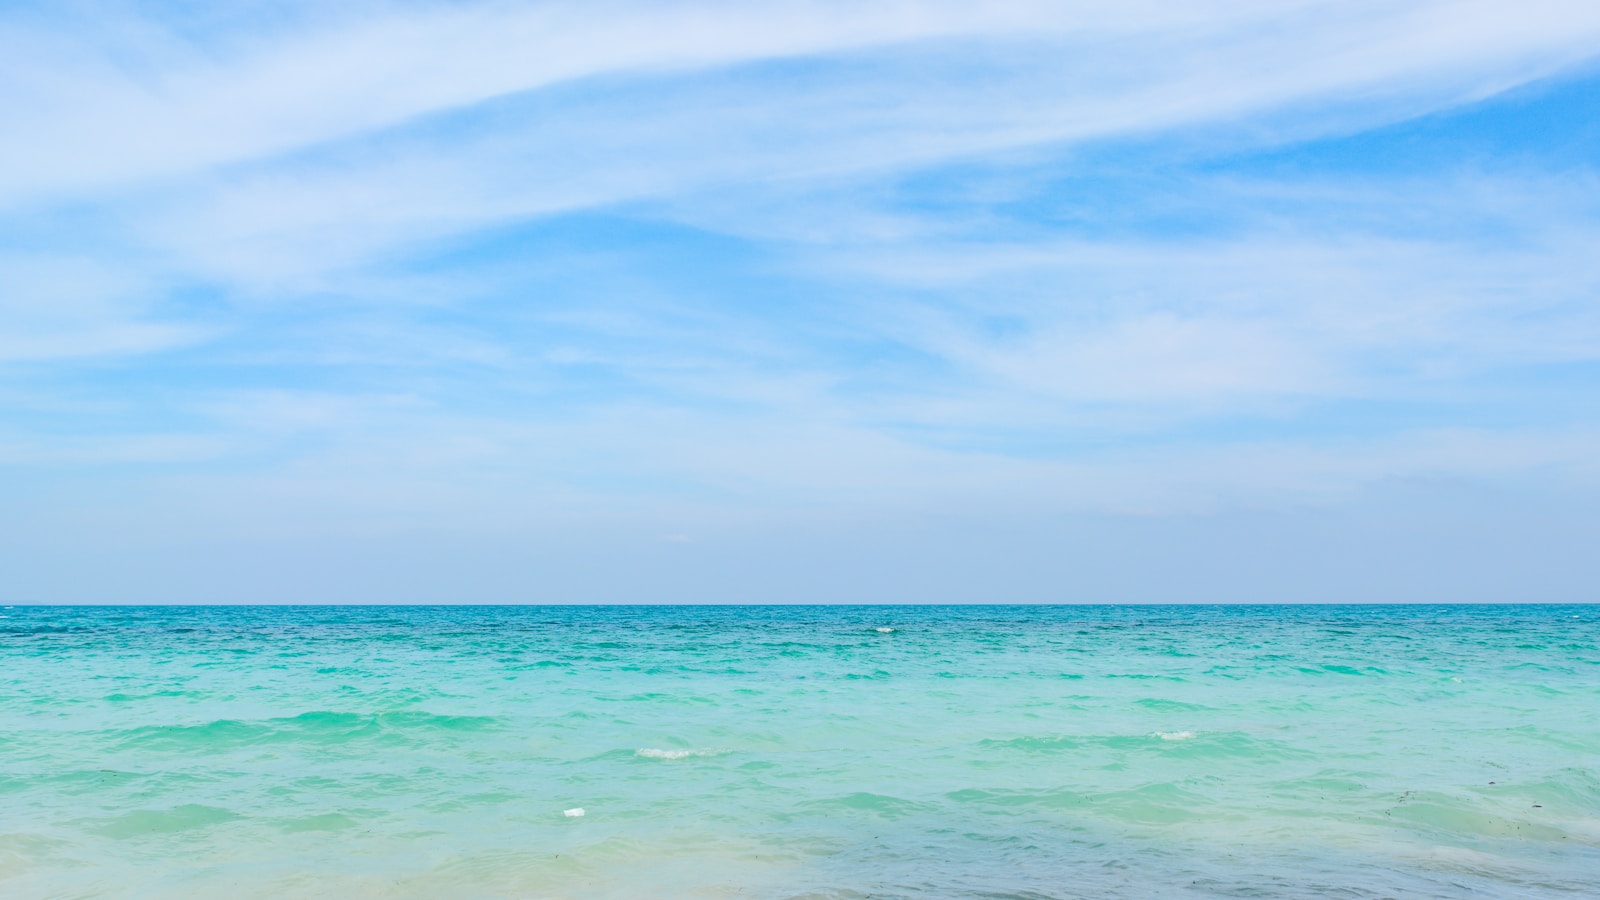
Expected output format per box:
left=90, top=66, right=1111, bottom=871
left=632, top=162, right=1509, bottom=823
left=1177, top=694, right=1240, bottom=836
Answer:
left=4, top=1, right=1600, bottom=600
left=0, top=254, right=208, bottom=361
left=0, top=0, right=1251, bottom=203
left=730, top=169, right=1600, bottom=415
left=8, top=0, right=1600, bottom=282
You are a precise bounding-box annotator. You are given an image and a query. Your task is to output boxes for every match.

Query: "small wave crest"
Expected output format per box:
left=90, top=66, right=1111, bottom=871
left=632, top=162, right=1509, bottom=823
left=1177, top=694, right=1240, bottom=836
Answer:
left=635, top=748, right=722, bottom=759
left=1154, top=731, right=1196, bottom=741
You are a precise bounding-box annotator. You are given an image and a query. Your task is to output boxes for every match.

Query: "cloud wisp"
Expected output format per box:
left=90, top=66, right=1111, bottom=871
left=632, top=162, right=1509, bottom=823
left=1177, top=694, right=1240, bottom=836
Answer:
left=2, top=1, right=1599, bottom=600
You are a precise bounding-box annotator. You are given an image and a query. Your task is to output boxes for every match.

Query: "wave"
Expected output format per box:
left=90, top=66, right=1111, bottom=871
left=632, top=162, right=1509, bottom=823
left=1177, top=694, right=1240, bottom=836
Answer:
left=795, top=792, right=938, bottom=818
left=978, top=735, right=1082, bottom=753
left=111, top=710, right=502, bottom=751
left=635, top=748, right=724, bottom=759
left=0, top=624, right=85, bottom=635
left=91, top=804, right=241, bottom=839
left=976, top=730, right=1306, bottom=762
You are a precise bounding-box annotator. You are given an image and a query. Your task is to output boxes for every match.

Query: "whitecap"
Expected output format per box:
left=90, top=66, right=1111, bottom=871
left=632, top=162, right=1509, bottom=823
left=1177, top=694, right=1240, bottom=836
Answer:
left=1154, top=731, right=1196, bottom=741
left=876, top=627, right=895, bottom=634
left=635, top=748, right=721, bottom=759
left=563, top=807, right=585, bottom=817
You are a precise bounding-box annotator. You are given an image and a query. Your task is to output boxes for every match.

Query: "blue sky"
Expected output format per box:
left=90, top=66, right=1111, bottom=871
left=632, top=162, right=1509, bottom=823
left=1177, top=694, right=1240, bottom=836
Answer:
left=2, top=0, right=1599, bottom=603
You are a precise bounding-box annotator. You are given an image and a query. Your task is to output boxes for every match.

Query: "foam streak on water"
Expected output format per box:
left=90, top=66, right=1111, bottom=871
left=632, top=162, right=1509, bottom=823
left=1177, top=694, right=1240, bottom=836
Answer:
left=1, top=604, right=1597, bottom=898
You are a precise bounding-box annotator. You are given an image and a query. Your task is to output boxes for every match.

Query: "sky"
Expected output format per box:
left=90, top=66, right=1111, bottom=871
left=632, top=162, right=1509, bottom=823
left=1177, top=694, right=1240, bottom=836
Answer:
left=2, top=0, right=1599, bottom=604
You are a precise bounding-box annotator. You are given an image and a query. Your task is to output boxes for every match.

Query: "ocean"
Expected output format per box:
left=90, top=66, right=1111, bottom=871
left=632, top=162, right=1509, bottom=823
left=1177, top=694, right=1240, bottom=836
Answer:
left=1, top=604, right=1596, bottom=898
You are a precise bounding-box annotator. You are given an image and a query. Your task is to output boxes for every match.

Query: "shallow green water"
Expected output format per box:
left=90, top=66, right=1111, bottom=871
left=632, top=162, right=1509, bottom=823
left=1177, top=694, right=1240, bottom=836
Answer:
left=2, top=605, right=1597, bottom=898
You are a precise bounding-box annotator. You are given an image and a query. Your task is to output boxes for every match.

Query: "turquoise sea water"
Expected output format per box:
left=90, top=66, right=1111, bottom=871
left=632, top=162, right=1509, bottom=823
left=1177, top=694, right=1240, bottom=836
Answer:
left=1, top=604, right=1597, bottom=898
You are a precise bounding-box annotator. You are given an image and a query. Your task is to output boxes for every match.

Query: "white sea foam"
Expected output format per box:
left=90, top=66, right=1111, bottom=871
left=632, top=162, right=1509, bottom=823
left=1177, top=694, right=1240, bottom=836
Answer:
left=635, top=748, right=721, bottom=759
left=1154, top=731, right=1196, bottom=741
left=563, top=807, right=585, bottom=817
left=876, top=627, right=895, bottom=633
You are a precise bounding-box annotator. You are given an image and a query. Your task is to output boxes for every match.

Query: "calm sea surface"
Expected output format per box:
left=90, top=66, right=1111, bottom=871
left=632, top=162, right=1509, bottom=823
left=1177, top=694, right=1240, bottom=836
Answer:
left=1, top=605, right=1597, bottom=898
